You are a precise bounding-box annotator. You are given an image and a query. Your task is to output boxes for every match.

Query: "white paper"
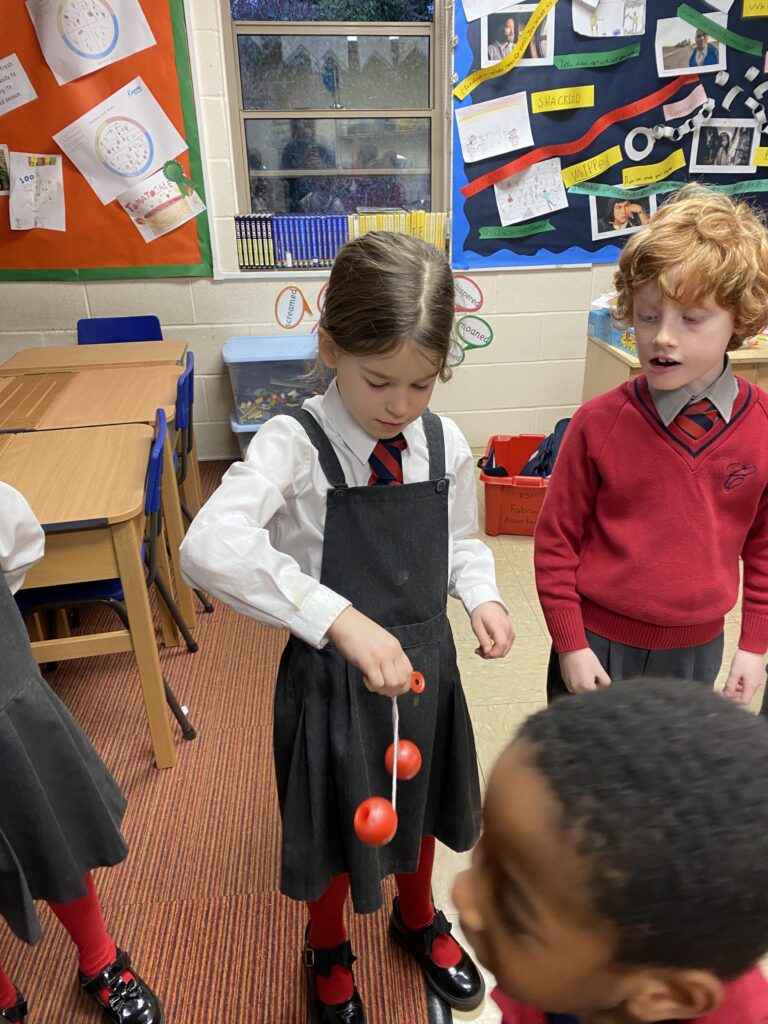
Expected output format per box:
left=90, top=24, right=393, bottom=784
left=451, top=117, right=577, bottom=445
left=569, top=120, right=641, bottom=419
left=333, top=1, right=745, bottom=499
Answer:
left=25, top=0, right=156, bottom=87
left=690, top=118, right=759, bottom=175
left=493, top=157, right=568, bottom=226
left=456, top=91, right=533, bottom=163
left=703, top=0, right=734, bottom=12
left=0, top=54, right=37, bottom=117
left=480, top=4, right=555, bottom=68
left=656, top=14, right=726, bottom=78
left=573, top=0, right=646, bottom=38
left=9, top=152, right=65, bottom=231
left=117, top=168, right=205, bottom=242
left=53, top=77, right=186, bottom=205
left=0, top=145, right=9, bottom=195
left=462, top=0, right=526, bottom=22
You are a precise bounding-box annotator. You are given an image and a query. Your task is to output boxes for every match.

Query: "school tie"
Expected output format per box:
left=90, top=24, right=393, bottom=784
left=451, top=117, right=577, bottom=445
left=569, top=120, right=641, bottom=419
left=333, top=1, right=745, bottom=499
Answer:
left=673, top=397, right=722, bottom=440
left=368, top=434, right=407, bottom=485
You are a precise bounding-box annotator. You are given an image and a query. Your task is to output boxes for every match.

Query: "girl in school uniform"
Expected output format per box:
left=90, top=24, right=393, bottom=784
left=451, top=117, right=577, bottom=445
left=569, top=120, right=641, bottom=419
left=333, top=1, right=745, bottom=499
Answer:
left=180, top=231, right=514, bottom=1023
left=0, top=482, right=164, bottom=1024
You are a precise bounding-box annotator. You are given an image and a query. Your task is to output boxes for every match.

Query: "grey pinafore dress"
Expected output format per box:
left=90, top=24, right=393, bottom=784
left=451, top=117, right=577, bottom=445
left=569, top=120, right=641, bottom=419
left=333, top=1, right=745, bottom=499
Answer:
left=273, top=409, right=482, bottom=913
left=0, top=575, right=128, bottom=944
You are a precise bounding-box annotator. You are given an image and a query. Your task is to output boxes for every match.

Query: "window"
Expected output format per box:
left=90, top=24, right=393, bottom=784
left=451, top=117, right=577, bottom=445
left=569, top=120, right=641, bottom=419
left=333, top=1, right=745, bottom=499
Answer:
left=224, top=2, right=448, bottom=221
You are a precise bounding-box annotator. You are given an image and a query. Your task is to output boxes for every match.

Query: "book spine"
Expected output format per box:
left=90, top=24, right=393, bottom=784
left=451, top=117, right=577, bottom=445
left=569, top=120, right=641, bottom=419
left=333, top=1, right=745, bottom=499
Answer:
left=246, top=215, right=256, bottom=269
left=235, top=215, right=244, bottom=270
left=264, top=214, right=275, bottom=268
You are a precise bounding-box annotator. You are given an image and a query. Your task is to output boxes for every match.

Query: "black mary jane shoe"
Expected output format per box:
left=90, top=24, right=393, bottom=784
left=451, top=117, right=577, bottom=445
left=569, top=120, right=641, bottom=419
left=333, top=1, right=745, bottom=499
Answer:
left=79, top=948, right=165, bottom=1024
left=304, top=924, right=366, bottom=1024
left=0, top=992, right=27, bottom=1023
left=389, top=897, right=485, bottom=1011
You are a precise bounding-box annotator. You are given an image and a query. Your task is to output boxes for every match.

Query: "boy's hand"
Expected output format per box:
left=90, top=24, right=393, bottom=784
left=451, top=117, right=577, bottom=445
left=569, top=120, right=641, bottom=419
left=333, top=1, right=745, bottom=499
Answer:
left=558, top=648, right=611, bottom=693
left=722, top=648, right=766, bottom=704
left=471, top=601, right=515, bottom=659
left=327, top=606, right=413, bottom=697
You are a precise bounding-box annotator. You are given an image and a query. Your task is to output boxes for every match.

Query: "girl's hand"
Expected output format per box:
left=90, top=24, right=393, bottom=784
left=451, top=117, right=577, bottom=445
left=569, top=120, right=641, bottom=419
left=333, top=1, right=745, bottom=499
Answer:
left=558, top=648, right=611, bottom=693
left=327, top=606, right=413, bottom=697
left=722, top=648, right=766, bottom=704
left=470, top=601, right=515, bottom=659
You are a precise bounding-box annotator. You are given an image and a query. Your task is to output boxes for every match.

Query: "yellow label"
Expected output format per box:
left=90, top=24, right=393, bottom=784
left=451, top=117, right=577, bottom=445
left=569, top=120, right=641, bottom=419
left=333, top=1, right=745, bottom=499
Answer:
left=622, top=149, right=686, bottom=187
left=561, top=145, right=622, bottom=188
left=753, top=147, right=768, bottom=165
left=532, top=85, right=595, bottom=113
left=743, top=0, right=768, bottom=16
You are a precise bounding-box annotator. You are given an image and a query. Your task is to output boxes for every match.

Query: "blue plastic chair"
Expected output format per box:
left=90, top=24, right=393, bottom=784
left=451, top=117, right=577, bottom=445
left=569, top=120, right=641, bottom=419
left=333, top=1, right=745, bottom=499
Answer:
left=77, top=315, right=163, bottom=345
left=17, top=409, right=196, bottom=740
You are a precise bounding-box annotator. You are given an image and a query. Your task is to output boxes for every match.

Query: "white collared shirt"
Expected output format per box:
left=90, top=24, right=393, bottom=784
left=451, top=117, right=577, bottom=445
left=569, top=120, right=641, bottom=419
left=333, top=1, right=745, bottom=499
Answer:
left=0, top=482, right=45, bottom=594
left=648, top=357, right=738, bottom=426
left=180, top=381, right=504, bottom=649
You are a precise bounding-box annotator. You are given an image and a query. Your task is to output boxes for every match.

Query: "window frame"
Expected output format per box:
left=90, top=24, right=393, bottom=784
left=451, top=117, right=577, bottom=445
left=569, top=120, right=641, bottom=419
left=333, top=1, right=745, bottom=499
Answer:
left=222, top=10, right=451, bottom=225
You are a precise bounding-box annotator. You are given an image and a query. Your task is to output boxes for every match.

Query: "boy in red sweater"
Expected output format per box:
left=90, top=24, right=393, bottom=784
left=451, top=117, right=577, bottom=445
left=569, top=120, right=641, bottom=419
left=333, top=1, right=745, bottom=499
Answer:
left=452, top=680, right=768, bottom=1024
left=534, top=186, right=768, bottom=702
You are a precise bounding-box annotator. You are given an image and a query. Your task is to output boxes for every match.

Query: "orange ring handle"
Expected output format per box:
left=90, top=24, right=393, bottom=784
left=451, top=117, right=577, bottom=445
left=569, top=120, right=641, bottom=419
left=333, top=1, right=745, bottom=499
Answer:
left=410, top=671, right=426, bottom=694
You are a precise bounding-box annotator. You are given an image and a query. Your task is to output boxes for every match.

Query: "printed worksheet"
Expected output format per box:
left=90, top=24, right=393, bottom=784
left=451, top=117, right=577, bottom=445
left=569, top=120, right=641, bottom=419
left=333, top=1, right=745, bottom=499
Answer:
left=53, top=77, right=186, bottom=204
left=0, top=54, right=37, bottom=117
left=25, top=0, right=155, bottom=86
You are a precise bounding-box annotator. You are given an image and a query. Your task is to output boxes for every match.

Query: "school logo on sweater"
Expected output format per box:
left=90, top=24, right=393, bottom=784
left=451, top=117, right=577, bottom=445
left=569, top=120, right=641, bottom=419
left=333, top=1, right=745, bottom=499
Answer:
left=724, top=463, right=757, bottom=491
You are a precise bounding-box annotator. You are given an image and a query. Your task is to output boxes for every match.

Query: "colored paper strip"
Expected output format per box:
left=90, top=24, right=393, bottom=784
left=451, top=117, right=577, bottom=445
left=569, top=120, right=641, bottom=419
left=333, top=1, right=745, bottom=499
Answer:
left=663, top=84, right=708, bottom=121
left=532, top=85, right=595, bottom=113
left=743, top=0, right=768, bottom=15
left=461, top=75, right=697, bottom=199
left=753, top=146, right=768, bottom=165
left=454, top=0, right=559, bottom=100
left=554, top=43, right=640, bottom=69
left=622, top=149, right=686, bottom=187
left=479, top=218, right=555, bottom=238
left=569, top=181, right=686, bottom=199
left=677, top=3, right=764, bottom=55
left=561, top=145, right=623, bottom=188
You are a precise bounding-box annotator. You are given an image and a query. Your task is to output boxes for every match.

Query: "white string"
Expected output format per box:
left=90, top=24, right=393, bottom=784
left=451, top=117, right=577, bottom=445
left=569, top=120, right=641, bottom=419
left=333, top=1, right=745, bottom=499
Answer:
left=391, top=696, right=399, bottom=811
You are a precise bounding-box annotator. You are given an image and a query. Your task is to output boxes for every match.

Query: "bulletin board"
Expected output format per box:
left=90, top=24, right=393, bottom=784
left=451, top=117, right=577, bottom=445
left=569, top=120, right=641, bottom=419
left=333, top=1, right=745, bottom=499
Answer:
left=0, top=0, right=212, bottom=280
left=452, top=0, right=768, bottom=270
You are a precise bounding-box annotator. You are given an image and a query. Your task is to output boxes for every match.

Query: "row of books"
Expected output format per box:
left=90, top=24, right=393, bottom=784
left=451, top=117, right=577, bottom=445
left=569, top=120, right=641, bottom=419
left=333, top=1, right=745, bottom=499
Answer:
left=234, top=211, right=449, bottom=270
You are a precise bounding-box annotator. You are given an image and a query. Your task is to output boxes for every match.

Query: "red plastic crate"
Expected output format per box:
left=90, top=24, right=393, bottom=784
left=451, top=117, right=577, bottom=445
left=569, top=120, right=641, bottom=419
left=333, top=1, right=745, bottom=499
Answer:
left=480, top=434, right=548, bottom=537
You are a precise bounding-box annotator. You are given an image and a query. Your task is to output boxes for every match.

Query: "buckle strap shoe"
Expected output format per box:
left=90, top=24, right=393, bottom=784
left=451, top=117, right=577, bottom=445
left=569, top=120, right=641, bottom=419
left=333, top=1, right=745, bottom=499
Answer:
left=0, top=992, right=27, bottom=1023
left=389, top=897, right=485, bottom=1011
left=79, top=948, right=165, bottom=1024
left=304, top=924, right=366, bottom=1024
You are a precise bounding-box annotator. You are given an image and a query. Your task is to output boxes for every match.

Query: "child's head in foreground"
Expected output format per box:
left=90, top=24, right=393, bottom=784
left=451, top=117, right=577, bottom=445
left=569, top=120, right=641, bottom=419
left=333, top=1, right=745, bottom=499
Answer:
left=613, top=186, right=768, bottom=395
left=453, top=680, right=768, bottom=1021
left=317, top=231, right=454, bottom=439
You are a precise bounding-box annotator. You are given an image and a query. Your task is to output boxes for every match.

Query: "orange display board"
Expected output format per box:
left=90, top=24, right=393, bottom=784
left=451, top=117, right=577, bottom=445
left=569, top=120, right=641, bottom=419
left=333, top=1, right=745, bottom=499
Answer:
left=0, top=0, right=212, bottom=280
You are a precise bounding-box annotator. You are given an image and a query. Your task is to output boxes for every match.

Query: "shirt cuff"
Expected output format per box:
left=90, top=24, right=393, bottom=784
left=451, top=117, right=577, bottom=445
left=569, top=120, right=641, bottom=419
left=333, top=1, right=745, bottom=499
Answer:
left=287, top=583, right=351, bottom=650
left=461, top=584, right=509, bottom=617
left=543, top=609, right=589, bottom=653
left=738, top=612, right=768, bottom=655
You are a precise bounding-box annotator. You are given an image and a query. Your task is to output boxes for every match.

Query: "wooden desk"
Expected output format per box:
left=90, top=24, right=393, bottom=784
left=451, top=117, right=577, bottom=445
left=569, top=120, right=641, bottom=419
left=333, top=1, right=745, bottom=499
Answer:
left=0, top=425, right=177, bottom=769
left=582, top=335, right=768, bottom=402
left=0, top=340, right=187, bottom=373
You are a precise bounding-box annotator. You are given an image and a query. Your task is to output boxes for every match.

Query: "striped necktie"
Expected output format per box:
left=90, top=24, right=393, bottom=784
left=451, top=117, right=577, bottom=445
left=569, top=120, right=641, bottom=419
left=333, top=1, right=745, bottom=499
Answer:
left=673, top=398, right=722, bottom=440
left=368, top=434, right=407, bottom=485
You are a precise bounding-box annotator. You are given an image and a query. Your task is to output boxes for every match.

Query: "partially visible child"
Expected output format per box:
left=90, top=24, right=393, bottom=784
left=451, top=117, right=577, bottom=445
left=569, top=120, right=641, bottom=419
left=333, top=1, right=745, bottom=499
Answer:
left=534, top=187, right=768, bottom=702
left=453, top=679, right=768, bottom=1023
left=0, top=481, right=163, bottom=1024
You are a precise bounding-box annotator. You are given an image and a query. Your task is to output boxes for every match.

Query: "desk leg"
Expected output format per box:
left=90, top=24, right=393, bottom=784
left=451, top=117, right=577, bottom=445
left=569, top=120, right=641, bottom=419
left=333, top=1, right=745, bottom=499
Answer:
left=113, top=518, right=176, bottom=770
left=162, top=435, right=197, bottom=629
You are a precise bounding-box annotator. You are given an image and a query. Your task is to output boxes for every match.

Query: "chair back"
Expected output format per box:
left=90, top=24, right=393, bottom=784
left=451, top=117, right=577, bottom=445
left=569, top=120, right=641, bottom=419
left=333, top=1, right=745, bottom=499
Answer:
left=77, top=315, right=163, bottom=345
left=145, top=408, right=167, bottom=518
left=175, top=352, right=193, bottom=432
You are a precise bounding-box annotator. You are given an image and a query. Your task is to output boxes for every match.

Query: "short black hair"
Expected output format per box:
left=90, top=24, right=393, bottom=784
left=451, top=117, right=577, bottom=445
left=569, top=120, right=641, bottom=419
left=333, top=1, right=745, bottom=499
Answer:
left=518, top=680, right=768, bottom=979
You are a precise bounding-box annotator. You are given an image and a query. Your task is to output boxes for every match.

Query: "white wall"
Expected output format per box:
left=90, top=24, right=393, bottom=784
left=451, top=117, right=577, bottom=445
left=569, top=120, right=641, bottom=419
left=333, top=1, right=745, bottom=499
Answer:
left=0, top=0, right=617, bottom=459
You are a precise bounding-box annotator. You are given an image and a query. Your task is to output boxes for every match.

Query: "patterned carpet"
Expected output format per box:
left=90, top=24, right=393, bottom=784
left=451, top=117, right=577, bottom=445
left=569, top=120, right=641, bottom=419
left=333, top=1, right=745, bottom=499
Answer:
left=1, top=461, right=432, bottom=1024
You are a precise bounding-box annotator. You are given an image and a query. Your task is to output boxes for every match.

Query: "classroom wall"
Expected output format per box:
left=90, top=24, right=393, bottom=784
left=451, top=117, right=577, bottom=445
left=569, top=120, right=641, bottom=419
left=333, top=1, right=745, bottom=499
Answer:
left=0, top=0, right=616, bottom=459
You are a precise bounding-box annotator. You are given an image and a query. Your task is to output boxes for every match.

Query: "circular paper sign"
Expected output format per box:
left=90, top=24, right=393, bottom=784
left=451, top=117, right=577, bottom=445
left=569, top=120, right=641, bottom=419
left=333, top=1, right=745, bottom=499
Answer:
left=453, top=275, right=483, bottom=312
left=275, top=286, right=311, bottom=329
left=455, top=315, right=493, bottom=350
left=447, top=337, right=466, bottom=367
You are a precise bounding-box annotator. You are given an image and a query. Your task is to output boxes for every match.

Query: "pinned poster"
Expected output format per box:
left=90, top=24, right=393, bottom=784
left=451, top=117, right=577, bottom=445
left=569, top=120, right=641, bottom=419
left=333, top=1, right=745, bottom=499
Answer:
left=0, top=54, right=37, bottom=116
left=494, top=157, right=568, bottom=225
left=656, top=13, right=727, bottom=77
left=456, top=91, right=534, bottom=163
left=454, top=275, right=484, bottom=311
left=573, top=0, right=646, bottom=37
left=0, top=145, right=9, bottom=195
left=8, top=152, right=65, bottom=231
left=275, top=286, right=312, bottom=329
left=25, top=0, right=156, bottom=86
left=117, top=167, right=205, bottom=242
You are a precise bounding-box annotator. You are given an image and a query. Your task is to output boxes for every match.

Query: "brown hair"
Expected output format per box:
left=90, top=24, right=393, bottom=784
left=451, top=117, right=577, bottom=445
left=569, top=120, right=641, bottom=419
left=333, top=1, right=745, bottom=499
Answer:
left=319, top=231, right=455, bottom=382
left=614, top=185, right=768, bottom=351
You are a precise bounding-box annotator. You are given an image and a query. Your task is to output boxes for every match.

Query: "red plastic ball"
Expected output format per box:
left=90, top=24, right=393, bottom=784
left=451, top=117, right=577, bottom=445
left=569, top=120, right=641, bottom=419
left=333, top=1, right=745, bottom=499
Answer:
left=384, top=740, right=422, bottom=781
left=410, top=671, right=426, bottom=694
left=353, top=797, right=398, bottom=846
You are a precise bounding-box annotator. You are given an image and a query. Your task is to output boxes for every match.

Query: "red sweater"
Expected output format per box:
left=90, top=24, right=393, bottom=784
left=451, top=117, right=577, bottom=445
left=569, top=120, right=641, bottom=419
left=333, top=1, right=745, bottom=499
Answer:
left=493, top=968, right=768, bottom=1024
left=534, top=376, right=768, bottom=653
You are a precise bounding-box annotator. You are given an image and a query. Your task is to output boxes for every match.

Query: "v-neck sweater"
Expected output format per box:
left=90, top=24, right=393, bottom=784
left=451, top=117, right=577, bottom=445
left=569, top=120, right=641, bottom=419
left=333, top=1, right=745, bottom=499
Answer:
left=534, top=375, right=768, bottom=654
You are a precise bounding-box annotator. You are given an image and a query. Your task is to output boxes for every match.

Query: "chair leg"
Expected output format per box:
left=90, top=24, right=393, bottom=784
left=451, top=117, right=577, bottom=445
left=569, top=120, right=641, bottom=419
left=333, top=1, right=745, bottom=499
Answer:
left=195, top=588, right=214, bottom=614
left=163, top=677, right=197, bottom=741
left=154, top=570, right=198, bottom=653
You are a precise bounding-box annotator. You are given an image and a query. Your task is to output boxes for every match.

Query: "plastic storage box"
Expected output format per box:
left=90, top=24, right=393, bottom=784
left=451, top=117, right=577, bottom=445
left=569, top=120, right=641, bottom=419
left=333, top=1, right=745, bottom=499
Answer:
left=230, top=410, right=258, bottom=460
left=223, top=334, right=320, bottom=427
left=587, top=308, right=636, bottom=355
left=480, top=434, right=548, bottom=537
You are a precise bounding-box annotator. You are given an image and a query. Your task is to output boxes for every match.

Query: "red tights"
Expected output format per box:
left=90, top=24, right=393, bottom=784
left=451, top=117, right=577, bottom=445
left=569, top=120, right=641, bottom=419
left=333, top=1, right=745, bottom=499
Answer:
left=307, top=836, right=460, bottom=1005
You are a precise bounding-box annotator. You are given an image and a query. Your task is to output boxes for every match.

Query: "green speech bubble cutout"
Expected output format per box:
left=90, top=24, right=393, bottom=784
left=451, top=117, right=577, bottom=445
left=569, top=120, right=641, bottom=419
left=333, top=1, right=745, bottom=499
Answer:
left=455, top=314, right=493, bottom=350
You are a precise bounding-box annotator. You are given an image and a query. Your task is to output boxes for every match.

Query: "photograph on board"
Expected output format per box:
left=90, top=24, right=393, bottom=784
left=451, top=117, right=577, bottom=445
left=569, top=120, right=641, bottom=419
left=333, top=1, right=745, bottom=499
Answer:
left=589, top=194, right=656, bottom=241
left=0, top=145, right=9, bottom=195
left=655, top=14, right=726, bottom=77
left=572, top=0, right=646, bottom=39
left=690, top=119, right=759, bottom=174
left=480, top=4, right=555, bottom=68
